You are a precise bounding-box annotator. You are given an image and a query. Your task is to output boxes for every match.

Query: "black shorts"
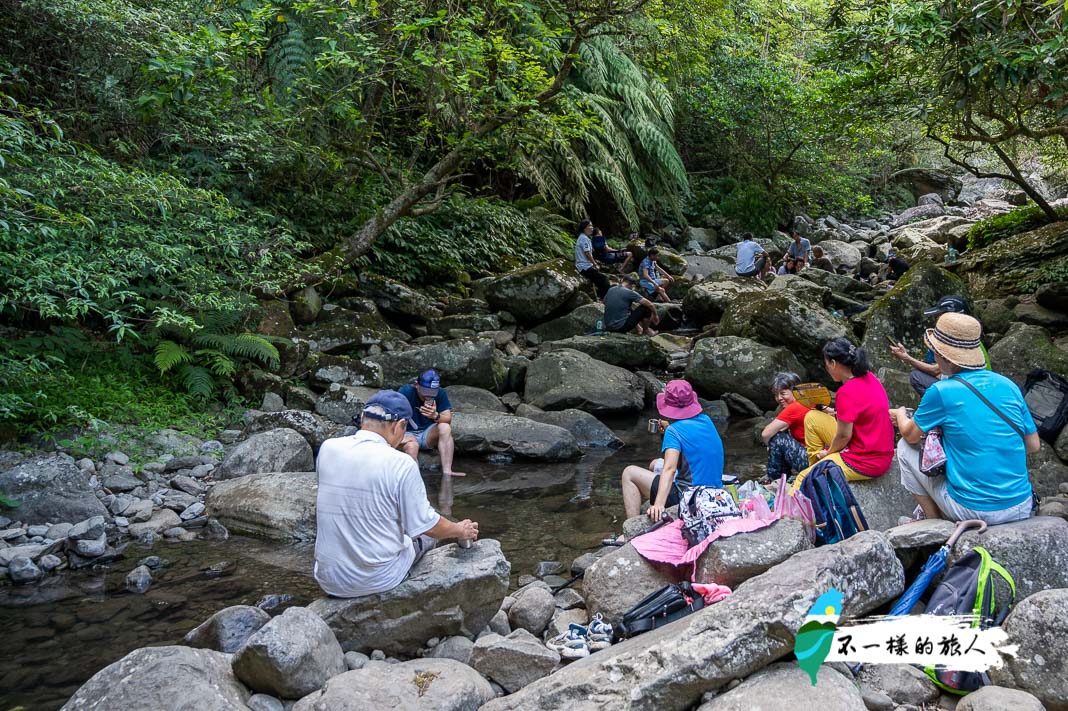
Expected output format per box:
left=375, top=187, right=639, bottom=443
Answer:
left=650, top=474, right=682, bottom=508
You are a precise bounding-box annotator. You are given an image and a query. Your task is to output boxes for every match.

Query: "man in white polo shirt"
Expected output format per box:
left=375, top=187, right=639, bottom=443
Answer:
left=314, top=390, right=479, bottom=598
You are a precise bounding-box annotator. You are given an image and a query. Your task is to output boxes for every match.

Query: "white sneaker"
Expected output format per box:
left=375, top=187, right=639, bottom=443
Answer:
left=587, top=613, right=614, bottom=651
left=547, top=624, right=590, bottom=659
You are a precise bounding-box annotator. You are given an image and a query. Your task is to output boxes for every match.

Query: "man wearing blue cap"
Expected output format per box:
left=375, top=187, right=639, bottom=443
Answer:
left=398, top=369, right=465, bottom=477
left=313, top=390, right=479, bottom=598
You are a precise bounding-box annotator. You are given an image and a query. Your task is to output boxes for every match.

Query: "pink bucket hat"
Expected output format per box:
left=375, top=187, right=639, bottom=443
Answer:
left=656, top=380, right=703, bottom=420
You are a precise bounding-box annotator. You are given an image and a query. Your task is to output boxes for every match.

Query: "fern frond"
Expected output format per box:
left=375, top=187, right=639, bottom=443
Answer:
left=179, top=364, right=215, bottom=399
left=228, top=333, right=280, bottom=369
left=196, top=349, right=237, bottom=377
left=154, top=340, right=193, bottom=373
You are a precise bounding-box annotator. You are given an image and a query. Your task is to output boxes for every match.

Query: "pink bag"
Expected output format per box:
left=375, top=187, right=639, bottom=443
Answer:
left=740, top=492, right=774, bottom=521
left=920, top=427, right=947, bottom=477
left=773, top=474, right=816, bottom=542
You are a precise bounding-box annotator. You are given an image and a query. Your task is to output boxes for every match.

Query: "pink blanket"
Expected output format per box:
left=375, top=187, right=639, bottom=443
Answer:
left=630, top=517, right=774, bottom=569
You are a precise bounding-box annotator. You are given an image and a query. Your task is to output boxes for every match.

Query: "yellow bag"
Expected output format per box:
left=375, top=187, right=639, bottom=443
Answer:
left=792, top=383, right=832, bottom=409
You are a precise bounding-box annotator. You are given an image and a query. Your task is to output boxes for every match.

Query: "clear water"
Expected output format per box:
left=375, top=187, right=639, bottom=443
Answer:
left=0, top=414, right=764, bottom=710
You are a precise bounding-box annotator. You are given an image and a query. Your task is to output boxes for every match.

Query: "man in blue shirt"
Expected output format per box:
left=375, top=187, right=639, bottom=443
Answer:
left=619, top=379, right=724, bottom=521
left=735, top=233, right=769, bottom=278
left=398, top=369, right=465, bottom=477
left=639, top=248, right=673, bottom=302
left=890, top=313, right=1040, bottom=525
left=786, top=232, right=812, bottom=264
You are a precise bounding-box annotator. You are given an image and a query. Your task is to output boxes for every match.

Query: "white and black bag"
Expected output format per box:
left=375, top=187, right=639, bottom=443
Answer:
left=679, top=486, right=740, bottom=548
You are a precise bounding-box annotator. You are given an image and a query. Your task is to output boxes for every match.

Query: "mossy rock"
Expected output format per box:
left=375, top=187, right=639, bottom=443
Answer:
left=956, top=221, right=1068, bottom=298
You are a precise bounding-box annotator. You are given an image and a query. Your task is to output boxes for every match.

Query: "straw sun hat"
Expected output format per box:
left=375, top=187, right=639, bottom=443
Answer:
left=923, top=312, right=985, bottom=369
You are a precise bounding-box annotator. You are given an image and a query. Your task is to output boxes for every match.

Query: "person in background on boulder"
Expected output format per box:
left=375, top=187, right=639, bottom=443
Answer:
left=604, top=274, right=660, bottom=336
left=639, top=248, right=673, bottom=302
left=592, top=227, right=634, bottom=273
left=889, top=295, right=991, bottom=397
left=620, top=380, right=724, bottom=523
left=809, top=245, right=834, bottom=272
left=886, top=249, right=910, bottom=280
left=399, top=369, right=465, bottom=477
left=890, top=313, right=1040, bottom=524
left=735, top=232, right=770, bottom=278
left=759, top=372, right=810, bottom=484
left=313, top=390, right=479, bottom=598
left=574, top=219, right=611, bottom=300
left=795, top=338, right=894, bottom=487
left=776, top=256, right=798, bottom=276
left=787, top=231, right=812, bottom=265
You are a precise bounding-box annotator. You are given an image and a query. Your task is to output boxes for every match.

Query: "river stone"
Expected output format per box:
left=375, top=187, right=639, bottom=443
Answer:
left=816, top=239, right=864, bottom=271
left=451, top=412, right=579, bottom=462
left=483, top=532, right=903, bottom=711
left=232, top=606, right=345, bottom=699
left=697, top=662, right=866, bottom=710
left=206, top=471, right=316, bottom=541
left=483, top=260, right=583, bottom=325
left=125, top=565, right=152, bottom=594
left=884, top=519, right=955, bottom=550
left=488, top=609, right=511, bottom=635
left=899, top=215, right=973, bottom=245
left=767, top=273, right=831, bottom=305
left=184, top=605, right=272, bottom=653
left=217, top=428, right=314, bottom=480
left=446, top=385, right=506, bottom=413
left=309, top=353, right=383, bottom=389
left=314, top=384, right=379, bottom=425
left=948, top=516, right=1068, bottom=600
left=542, top=334, right=664, bottom=369
left=46, top=522, right=74, bottom=540
left=686, top=337, right=806, bottom=410
left=247, top=694, right=284, bottom=711
left=366, top=338, right=507, bottom=392
left=546, top=608, right=589, bottom=640
left=0, top=544, right=46, bottom=566
left=61, top=645, right=250, bottom=710
left=848, top=462, right=918, bottom=532
left=524, top=349, right=644, bottom=415
left=508, top=584, right=555, bottom=636
left=0, top=453, right=108, bottom=525
left=989, top=322, right=1068, bottom=388
left=102, top=467, right=143, bottom=492
left=514, top=405, right=623, bottom=448
left=68, top=515, right=106, bottom=541
left=583, top=543, right=672, bottom=621
left=8, top=555, right=42, bottom=584
left=694, top=518, right=812, bottom=589
left=470, top=629, right=560, bottom=693
left=128, top=509, right=182, bottom=538
left=681, top=276, right=766, bottom=325
left=530, top=303, right=604, bottom=342
left=428, top=313, right=501, bottom=336
left=290, top=285, right=322, bottom=324
left=989, top=588, right=1068, bottom=710
left=350, top=272, right=442, bottom=324
left=1029, top=440, right=1068, bottom=498
left=73, top=533, right=107, bottom=557
left=292, top=657, right=494, bottom=711
left=241, top=410, right=343, bottom=454
left=858, top=664, right=938, bottom=706
left=957, top=686, right=1046, bottom=711
left=894, top=203, right=946, bottom=227
left=309, top=540, right=510, bottom=656
left=430, top=636, right=475, bottom=665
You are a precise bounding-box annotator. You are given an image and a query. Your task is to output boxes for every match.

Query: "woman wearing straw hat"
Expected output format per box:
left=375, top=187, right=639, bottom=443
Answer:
left=890, top=313, right=1042, bottom=525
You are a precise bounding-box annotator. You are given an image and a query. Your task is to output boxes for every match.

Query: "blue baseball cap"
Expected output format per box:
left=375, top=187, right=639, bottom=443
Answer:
left=416, top=369, right=441, bottom=397
left=361, top=390, right=413, bottom=424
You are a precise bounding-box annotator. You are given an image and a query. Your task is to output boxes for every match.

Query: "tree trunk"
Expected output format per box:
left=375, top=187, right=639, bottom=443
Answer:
left=988, top=141, right=1058, bottom=220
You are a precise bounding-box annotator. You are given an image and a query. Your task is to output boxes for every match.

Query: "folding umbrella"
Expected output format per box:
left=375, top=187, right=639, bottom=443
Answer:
left=889, top=519, right=987, bottom=617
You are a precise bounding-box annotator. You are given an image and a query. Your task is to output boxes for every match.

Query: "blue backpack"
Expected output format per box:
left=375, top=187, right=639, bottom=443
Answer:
left=798, top=460, right=869, bottom=546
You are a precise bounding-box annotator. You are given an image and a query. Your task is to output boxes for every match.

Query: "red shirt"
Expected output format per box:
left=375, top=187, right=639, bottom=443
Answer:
left=835, top=371, right=894, bottom=476
left=776, top=401, right=810, bottom=443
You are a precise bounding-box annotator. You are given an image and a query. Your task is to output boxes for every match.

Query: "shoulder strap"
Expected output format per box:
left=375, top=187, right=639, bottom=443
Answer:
left=954, top=377, right=1027, bottom=440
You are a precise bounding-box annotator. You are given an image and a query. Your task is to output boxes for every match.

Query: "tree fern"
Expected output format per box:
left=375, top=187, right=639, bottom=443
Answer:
left=154, top=340, right=193, bottom=373
left=179, top=364, right=216, bottom=399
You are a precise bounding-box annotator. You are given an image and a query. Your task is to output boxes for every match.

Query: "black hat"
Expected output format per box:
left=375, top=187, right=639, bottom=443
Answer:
left=924, top=295, right=968, bottom=318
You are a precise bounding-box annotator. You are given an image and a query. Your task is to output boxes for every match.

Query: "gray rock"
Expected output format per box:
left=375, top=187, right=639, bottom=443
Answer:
left=451, top=412, right=579, bottom=462
left=69, top=515, right=106, bottom=541
left=0, top=453, right=108, bottom=525
left=542, top=333, right=665, bottom=369
left=38, top=554, right=62, bottom=572
left=128, top=509, right=182, bottom=538
left=545, top=608, right=588, bottom=641
left=850, top=462, right=922, bottom=532
left=125, top=565, right=152, bottom=594
left=45, top=522, right=74, bottom=540
left=232, top=606, right=346, bottom=699
left=181, top=502, right=206, bottom=521
left=343, top=651, right=368, bottom=670
left=247, top=694, right=285, bottom=711
left=524, top=349, right=644, bottom=415
left=508, top=584, right=556, bottom=636
left=470, top=629, right=560, bottom=693
left=291, top=657, right=495, bottom=711
left=170, top=475, right=206, bottom=496
left=817, top=239, right=864, bottom=270
left=126, top=499, right=154, bottom=524
left=530, top=303, right=604, bottom=343
left=8, top=555, right=42, bottom=583
left=309, top=353, right=383, bottom=390
left=429, top=636, right=475, bottom=665
left=553, top=587, right=585, bottom=611
left=367, top=338, right=507, bottom=392
left=682, top=276, right=766, bottom=325
left=956, top=686, right=1046, bottom=711
left=73, top=534, right=108, bottom=558
left=26, top=524, right=49, bottom=537
left=291, top=285, right=322, bottom=324
left=514, top=406, right=623, bottom=448
left=301, top=305, right=406, bottom=355
left=488, top=609, right=511, bottom=636
left=428, top=313, right=501, bottom=336
left=60, top=645, right=250, bottom=710
left=583, top=543, right=671, bottom=621
left=205, top=471, right=317, bottom=541
left=1056, top=423, right=1068, bottom=463
left=102, top=468, right=143, bottom=493
left=261, top=392, right=285, bottom=412
left=241, top=410, right=344, bottom=454
left=1028, top=440, right=1068, bottom=498
left=989, top=588, right=1068, bottom=710
left=989, top=322, right=1068, bottom=388
left=948, top=516, right=1068, bottom=600
left=685, top=337, right=805, bottom=411
left=694, top=518, right=812, bottom=589
left=697, top=662, right=867, bottom=710
left=309, top=540, right=510, bottom=657
left=884, top=519, right=955, bottom=550
left=483, top=260, right=583, bottom=325
left=446, top=385, right=507, bottom=412
left=721, top=393, right=763, bottom=418
left=314, top=384, right=379, bottom=425
left=0, top=543, right=46, bottom=566
left=217, top=428, right=315, bottom=480
left=482, top=532, right=903, bottom=711
left=894, top=203, right=946, bottom=227
left=858, top=664, right=938, bottom=706
left=160, top=489, right=198, bottom=512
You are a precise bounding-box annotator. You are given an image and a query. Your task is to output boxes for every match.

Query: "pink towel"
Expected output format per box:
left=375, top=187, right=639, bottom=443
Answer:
left=630, top=517, right=774, bottom=568
left=692, top=582, right=732, bottom=605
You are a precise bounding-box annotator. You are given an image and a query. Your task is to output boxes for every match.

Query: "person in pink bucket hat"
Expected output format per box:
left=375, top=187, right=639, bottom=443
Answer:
left=618, top=379, right=725, bottom=527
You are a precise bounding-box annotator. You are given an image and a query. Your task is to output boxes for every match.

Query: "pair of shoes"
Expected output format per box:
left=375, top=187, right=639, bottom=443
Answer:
left=546, top=615, right=615, bottom=659
left=587, top=613, right=613, bottom=650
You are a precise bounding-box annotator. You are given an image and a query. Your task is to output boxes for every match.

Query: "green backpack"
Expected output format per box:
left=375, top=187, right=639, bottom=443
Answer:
left=921, top=546, right=1016, bottom=694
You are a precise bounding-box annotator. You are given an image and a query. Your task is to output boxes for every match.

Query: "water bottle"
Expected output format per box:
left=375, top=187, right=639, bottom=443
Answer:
left=945, top=246, right=958, bottom=265
left=595, top=318, right=604, bottom=333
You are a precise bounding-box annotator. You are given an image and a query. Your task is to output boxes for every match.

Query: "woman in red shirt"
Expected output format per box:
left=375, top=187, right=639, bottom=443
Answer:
left=760, top=372, right=811, bottom=484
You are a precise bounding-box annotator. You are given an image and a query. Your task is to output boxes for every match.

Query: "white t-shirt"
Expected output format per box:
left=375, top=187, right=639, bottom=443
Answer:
left=575, top=233, right=594, bottom=272
left=314, top=431, right=440, bottom=597
left=735, top=239, right=764, bottom=274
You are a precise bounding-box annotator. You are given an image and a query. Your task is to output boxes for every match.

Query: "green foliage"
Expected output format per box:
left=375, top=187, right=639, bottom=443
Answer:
left=967, top=206, right=1068, bottom=250
left=1020, top=255, right=1068, bottom=293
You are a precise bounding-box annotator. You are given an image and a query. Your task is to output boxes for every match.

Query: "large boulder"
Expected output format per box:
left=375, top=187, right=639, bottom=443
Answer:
left=860, top=260, right=966, bottom=377
left=301, top=307, right=406, bottom=356
left=891, top=168, right=963, bottom=203
left=529, top=303, right=604, bottom=343
left=891, top=227, right=947, bottom=263
left=61, top=646, right=250, bottom=710
left=314, top=385, right=379, bottom=425
left=957, top=221, right=1068, bottom=298
left=483, top=260, right=583, bottom=325
left=354, top=272, right=443, bottom=324
left=309, top=354, right=383, bottom=389
left=957, top=686, right=1046, bottom=711
left=849, top=462, right=919, bottom=532
left=427, top=313, right=502, bottom=336
left=694, top=519, right=812, bottom=589
left=291, top=658, right=494, bottom=711
left=583, top=543, right=673, bottom=621
left=989, top=588, right=1068, bottom=710
left=309, top=540, right=510, bottom=656
left=483, top=532, right=904, bottom=711
left=697, top=662, right=866, bottom=711
left=542, top=333, right=664, bottom=369
left=451, top=412, right=579, bottom=461
left=681, top=277, right=766, bottom=326
left=817, top=240, right=864, bottom=271
left=232, top=606, right=345, bottom=699
left=989, top=322, right=1068, bottom=388
left=687, top=337, right=806, bottom=410
left=205, top=472, right=317, bottom=541
left=1030, top=441, right=1068, bottom=498
left=899, top=215, right=974, bottom=245
left=947, top=516, right=1068, bottom=601
left=0, top=453, right=108, bottom=525
left=445, top=385, right=506, bottom=413
left=524, top=349, right=644, bottom=415
left=514, top=405, right=623, bottom=448
left=799, top=268, right=876, bottom=300
left=183, top=605, right=271, bottom=653
left=242, top=410, right=344, bottom=453
left=894, top=203, right=946, bottom=227
left=767, top=274, right=831, bottom=305
left=508, top=584, right=556, bottom=636
left=366, top=338, right=506, bottom=392
left=216, top=428, right=314, bottom=480
left=470, top=629, right=560, bottom=693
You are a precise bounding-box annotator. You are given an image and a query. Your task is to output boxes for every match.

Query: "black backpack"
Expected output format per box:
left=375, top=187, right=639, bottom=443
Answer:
left=614, top=582, right=705, bottom=640
left=1023, top=369, right=1068, bottom=444
left=797, top=459, right=869, bottom=546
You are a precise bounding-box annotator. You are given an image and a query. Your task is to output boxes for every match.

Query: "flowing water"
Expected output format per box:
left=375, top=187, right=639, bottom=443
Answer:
left=0, top=414, right=764, bottom=710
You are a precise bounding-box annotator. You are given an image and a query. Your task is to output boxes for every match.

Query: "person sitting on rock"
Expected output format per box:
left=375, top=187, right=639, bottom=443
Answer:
left=575, top=219, right=611, bottom=300
left=809, top=245, right=834, bottom=272
left=794, top=338, right=894, bottom=487
left=787, top=231, right=812, bottom=265
left=604, top=274, right=660, bottom=336
left=591, top=227, right=634, bottom=273
left=313, top=390, right=479, bottom=598
left=889, top=313, right=1040, bottom=525
left=639, top=248, right=673, bottom=302
left=620, top=379, right=724, bottom=523
left=776, top=256, right=798, bottom=276
left=735, top=232, right=770, bottom=278
left=759, top=372, right=811, bottom=484
left=886, top=249, right=910, bottom=280
left=399, top=369, right=465, bottom=477
left=889, top=295, right=991, bottom=397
